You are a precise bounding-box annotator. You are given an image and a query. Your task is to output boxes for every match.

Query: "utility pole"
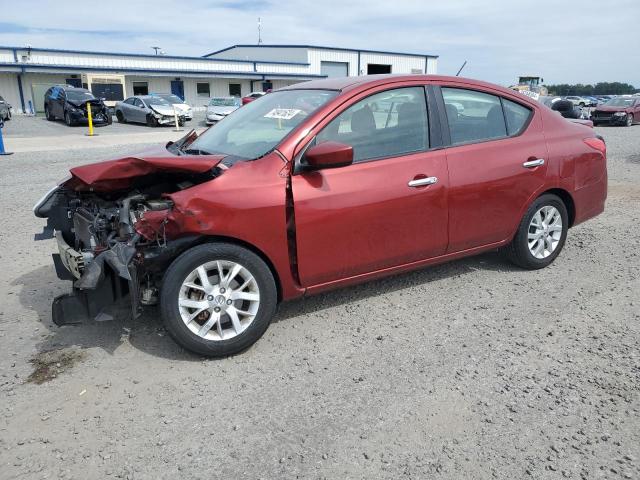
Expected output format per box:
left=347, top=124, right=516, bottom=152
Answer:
left=151, top=46, right=161, bottom=55
left=258, top=18, right=263, bottom=45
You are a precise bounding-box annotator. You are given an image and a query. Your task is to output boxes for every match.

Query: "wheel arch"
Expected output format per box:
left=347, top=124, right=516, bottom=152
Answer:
left=194, top=235, right=284, bottom=302
left=540, top=188, right=576, bottom=227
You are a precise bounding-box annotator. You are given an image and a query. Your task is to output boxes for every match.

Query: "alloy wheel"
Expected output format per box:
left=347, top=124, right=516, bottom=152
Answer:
left=528, top=206, right=563, bottom=259
left=178, top=260, right=260, bottom=341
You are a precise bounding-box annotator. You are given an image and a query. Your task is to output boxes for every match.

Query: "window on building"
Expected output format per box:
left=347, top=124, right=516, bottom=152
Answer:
left=321, top=61, right=349, bottom=77
left=367, top=64, right=392, bottom=75
left=442, top=88, right=507, bottom=145
left=132, top=82, right=148, bottom=96
left=316, top=86, right=429, bottom=163
left=229, top=83, right=242, bottom=97
left=197, top=82, right=210, bottom=97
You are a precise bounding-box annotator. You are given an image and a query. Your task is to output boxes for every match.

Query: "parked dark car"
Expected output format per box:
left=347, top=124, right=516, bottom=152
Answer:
left=591, top=97, right=640, bottom=126
left=0, top=95, right=11, bottom=121
left=34, top=75, right=607, bottom=357
left=44, top=86, right=112, bottom=126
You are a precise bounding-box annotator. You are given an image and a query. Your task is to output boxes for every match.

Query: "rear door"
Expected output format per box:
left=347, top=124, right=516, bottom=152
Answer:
left=292, top=85, right=449, bottom=287
left=438, top=85, right=548, bottom=252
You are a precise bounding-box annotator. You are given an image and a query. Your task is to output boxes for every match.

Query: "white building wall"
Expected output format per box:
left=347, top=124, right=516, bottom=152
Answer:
left=426, top=57, right=438, bottom=74
left=182, top=78, right=252, bottom=108
left=359, top=53, right=427, bottom=74
left=19, top=51, right=258, bottom=74
left=209, top=47, right=308, bottom=63
left=307, top=49, right=358, bottom=76
left=22, top=73, right=70, bottom=112
left=0, top=73, right=21, bottom=112
left=0, top=49, right=15, bottom=64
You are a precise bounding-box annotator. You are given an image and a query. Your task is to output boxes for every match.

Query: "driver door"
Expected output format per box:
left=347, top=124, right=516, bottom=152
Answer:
left=291, top=85, right=449, bottom=287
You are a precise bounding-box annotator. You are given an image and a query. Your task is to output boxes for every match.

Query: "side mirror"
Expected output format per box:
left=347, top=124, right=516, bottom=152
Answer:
left=303, top=141, right=353, bottom=170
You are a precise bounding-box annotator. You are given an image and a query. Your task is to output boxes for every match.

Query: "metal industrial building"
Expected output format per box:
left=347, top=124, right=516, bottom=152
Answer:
left=0, top=44, right=438, bottom=114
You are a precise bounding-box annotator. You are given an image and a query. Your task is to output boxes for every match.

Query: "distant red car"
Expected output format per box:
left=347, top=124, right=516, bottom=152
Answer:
left=241, top=91, right=266, bottom=105
left=35, top=75, right=607, bottom=356
left=592, top=96, right=640, bottom=127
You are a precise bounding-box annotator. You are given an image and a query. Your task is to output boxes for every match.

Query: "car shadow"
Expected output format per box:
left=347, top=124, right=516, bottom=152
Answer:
left=12, top=251, right=520, bottom=361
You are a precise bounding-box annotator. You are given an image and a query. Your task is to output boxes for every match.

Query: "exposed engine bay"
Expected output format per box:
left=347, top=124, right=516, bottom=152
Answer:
left=34, top=136, right=227, bottom=325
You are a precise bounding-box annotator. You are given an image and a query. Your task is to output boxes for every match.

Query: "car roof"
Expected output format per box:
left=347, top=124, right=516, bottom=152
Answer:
left=279, top=74, right=536, bottom=103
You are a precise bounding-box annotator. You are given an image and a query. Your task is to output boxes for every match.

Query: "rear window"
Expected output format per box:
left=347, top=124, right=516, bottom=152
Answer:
left=503, top=99, right=532, bottom=136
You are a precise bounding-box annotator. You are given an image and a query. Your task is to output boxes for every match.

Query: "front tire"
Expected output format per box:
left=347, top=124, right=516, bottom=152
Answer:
left=503, top=193, right=568, bottom=270
left=64, top=111, right=75, bottom=126
left=116, top=110, right=125, bottom=123
left=147, top=115, right=158, bottom=127
left=626, top=114, right=633, bottom=127
left=160, top=243, right=278, bottom=357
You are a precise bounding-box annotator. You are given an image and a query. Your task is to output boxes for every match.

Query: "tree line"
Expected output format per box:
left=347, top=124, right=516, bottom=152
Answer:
left=546, top=82, right=638, bottom=96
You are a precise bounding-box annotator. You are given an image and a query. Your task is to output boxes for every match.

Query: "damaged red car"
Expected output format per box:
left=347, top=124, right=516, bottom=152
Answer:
left=34, top=75, right=607, bottom=357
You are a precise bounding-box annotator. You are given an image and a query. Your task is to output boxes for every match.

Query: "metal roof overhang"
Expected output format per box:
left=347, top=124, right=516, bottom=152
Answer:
left=0, top=63, right=326, bottom=80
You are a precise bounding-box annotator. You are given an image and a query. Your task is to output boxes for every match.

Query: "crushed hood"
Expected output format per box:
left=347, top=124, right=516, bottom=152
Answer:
left=150, top=105, right=177, bottom=116
left=66, top=147, right=225, bottom=191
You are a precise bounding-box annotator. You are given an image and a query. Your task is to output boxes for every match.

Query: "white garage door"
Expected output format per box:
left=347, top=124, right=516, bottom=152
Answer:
left=320, top=61, right=349, bottom=78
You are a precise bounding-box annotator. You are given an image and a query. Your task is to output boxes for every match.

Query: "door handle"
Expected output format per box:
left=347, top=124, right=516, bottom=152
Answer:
left=408, top=176, right=438, bottom=187
left=523, top=158, right=545, bottom=168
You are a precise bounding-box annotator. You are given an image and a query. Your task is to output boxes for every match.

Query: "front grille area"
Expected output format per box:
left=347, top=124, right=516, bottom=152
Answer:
left=594, top=111, right=614, bottom=119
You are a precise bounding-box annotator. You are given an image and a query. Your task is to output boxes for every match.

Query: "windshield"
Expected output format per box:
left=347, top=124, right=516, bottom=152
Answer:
left=189, top=89, right=338, bottom=159
left=145, top=97, right=171, bottom=107
left=604, top=98, right=634, bottom=107
left=209, top=97, right=239, bottom=107
left=66, top=90, right=95, bottom=103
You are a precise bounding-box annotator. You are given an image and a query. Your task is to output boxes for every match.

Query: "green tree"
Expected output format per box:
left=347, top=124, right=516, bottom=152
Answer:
left=547, top=82, right=637, bottom=96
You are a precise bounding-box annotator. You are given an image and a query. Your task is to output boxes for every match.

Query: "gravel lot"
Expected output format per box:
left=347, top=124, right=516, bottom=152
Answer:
left=0, top=124, right=638, bottom=480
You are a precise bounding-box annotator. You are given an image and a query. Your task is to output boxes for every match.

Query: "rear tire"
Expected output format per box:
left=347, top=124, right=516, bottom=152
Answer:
left=45, top=105, right=54, bottom=121
left=160, top=243, right=278, bottom=357
left=503, top=193, right=568, bottom=270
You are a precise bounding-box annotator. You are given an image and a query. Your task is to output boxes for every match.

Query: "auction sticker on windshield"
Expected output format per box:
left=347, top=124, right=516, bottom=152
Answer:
left=264, top=108, right=302, bottom=120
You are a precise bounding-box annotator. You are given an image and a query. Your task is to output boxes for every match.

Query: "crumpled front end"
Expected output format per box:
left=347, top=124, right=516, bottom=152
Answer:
left=34, top=148, right=226, bottom=325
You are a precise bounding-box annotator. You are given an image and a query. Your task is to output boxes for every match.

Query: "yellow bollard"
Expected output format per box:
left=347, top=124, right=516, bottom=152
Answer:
left=85, top=102, right=97, bottom=137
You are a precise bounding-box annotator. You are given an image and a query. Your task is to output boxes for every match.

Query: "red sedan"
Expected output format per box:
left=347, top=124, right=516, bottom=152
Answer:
left=34, top=75, right=607, bottom=356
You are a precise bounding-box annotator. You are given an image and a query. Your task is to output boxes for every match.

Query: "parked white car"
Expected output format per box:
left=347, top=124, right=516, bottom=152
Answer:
left=152, top=93, right=193, bottom=120
left=564, top=96, right=589, bottom=107
left=205, top=96, right=241, bottom=125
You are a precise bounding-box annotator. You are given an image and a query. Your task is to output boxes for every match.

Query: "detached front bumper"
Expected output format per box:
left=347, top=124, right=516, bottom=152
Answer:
left=50, top=231, right=134, bottom=325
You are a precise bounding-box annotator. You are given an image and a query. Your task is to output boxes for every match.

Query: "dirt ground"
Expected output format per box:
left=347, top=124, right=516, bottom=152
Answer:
left=0, top=123, right=638, bottom=480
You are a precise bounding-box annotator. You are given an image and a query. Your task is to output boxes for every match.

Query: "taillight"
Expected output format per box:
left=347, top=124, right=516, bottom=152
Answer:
left=584, top=136, right=606, bottom=156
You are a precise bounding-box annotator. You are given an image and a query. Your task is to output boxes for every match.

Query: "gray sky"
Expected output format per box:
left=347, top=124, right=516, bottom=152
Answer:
left=1, top=0, right=638, bottom=86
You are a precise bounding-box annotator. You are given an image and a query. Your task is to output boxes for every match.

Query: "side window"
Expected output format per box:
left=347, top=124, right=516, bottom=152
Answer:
left=134, top=98, right=144, bottom=108
left=502, top=99, right=532, bottom=136
left=442, top=88, right=506, bottom=145
left=316, top=87, right=429, bottom=163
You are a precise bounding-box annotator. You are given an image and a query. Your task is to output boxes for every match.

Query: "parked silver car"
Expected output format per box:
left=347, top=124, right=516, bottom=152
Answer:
left=115, top=95, right=184, bottom=127
left=0, top=95, right=11, bottom=121
left=205, top=96, right=241, bottom=124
